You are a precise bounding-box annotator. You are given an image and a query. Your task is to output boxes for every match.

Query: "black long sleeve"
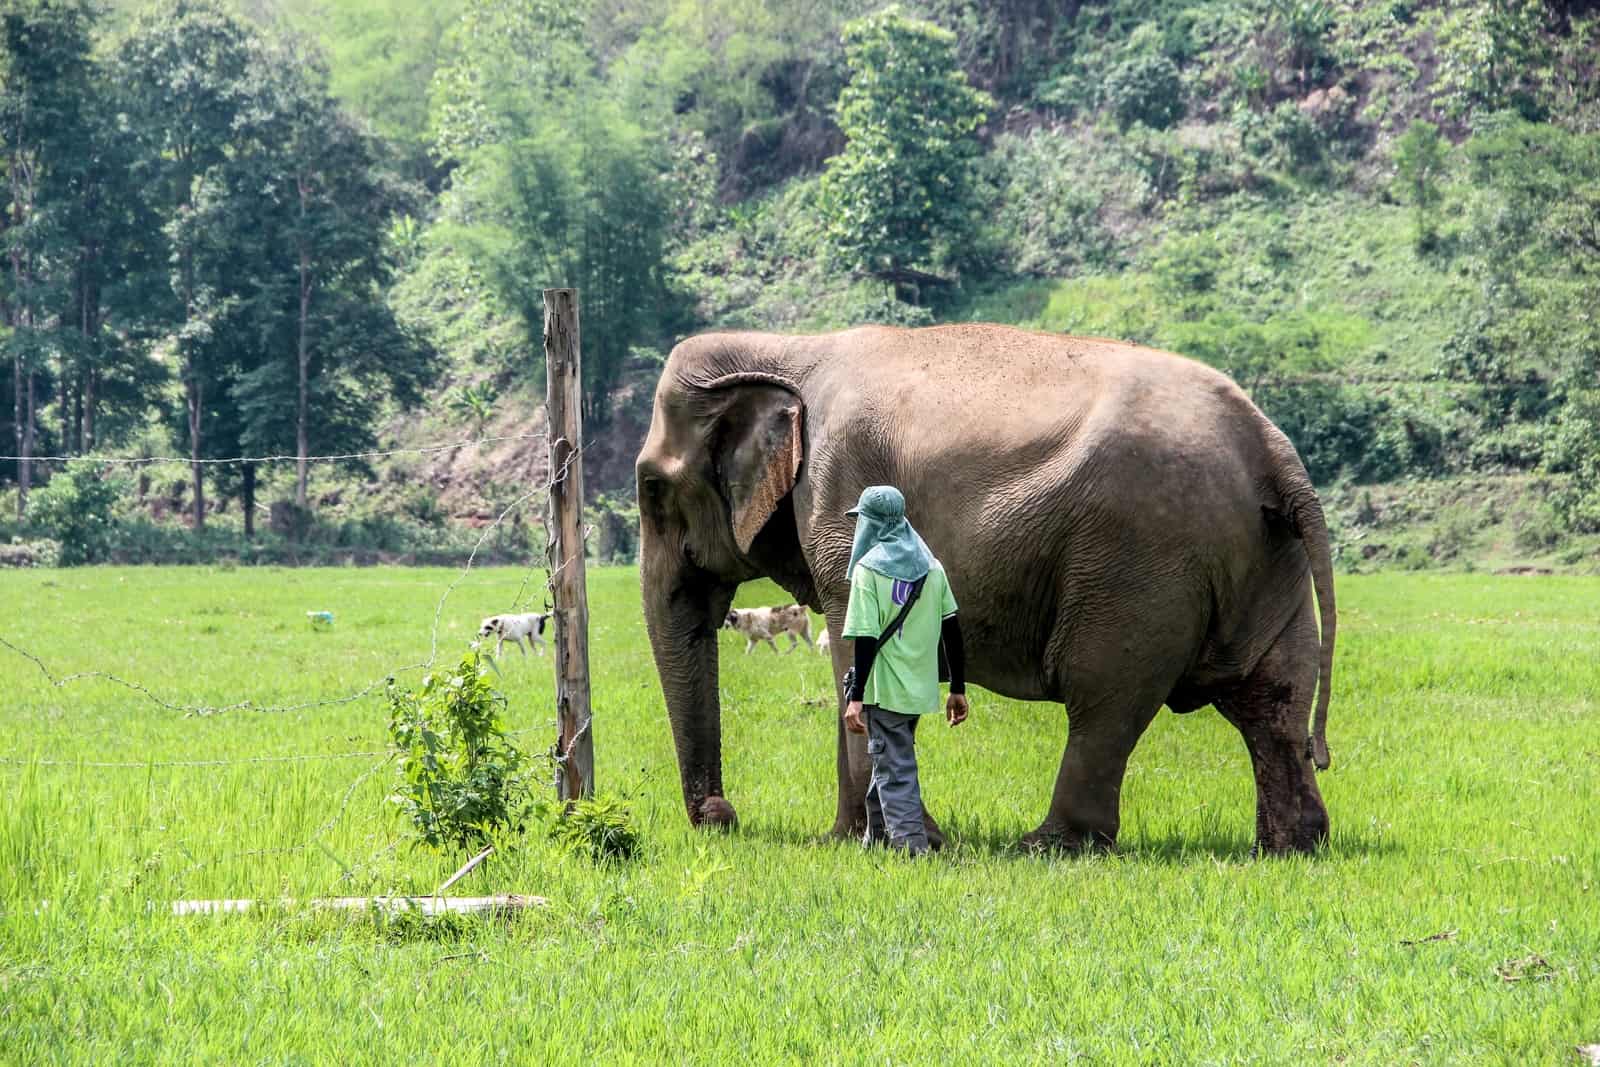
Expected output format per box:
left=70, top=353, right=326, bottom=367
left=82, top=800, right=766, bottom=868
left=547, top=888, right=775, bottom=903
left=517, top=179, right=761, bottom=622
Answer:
left=941, top=614, right=966, bottom=695
left=848, top=617, right=966, bottom=702
left=848, top=635, right=878, bottom=702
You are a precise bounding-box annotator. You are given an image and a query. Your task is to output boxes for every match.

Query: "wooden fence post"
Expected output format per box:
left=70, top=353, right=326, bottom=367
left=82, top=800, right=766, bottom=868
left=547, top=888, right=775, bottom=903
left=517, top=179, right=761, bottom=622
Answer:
left=543, top=288, right=594, bottom=801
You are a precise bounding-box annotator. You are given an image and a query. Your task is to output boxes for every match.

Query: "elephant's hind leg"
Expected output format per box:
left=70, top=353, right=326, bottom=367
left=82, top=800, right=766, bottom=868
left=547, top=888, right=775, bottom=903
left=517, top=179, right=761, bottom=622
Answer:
left=1022, top=687, right=1165, bottom=853
left=1214, top=601, right=1328, bottom=855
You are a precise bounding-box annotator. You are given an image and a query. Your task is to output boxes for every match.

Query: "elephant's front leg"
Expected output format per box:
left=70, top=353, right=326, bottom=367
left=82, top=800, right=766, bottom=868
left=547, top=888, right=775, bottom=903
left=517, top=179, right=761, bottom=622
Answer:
left=826, top=628, right=871, bottom=838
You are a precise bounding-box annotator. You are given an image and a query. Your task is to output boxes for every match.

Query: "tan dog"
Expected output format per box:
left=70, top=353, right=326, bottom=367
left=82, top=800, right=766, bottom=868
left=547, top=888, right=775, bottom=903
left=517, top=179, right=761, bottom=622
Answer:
left=724, top=604, right=814, bottom=654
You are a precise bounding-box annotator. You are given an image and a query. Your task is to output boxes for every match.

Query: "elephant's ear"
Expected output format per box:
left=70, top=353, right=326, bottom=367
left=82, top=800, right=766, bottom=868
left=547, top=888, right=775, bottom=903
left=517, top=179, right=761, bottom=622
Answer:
left=710, top=385, right=804, bottom=555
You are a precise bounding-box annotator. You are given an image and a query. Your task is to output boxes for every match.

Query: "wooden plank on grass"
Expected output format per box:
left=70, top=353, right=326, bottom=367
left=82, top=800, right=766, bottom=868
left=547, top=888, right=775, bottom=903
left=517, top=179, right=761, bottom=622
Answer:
left=170, top=894, right=545, bottom=917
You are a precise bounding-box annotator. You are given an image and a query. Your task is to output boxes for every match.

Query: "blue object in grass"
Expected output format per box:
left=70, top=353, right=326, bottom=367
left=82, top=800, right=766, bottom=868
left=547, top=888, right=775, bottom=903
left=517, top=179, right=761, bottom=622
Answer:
left=307, top=610, right=334, bottom=629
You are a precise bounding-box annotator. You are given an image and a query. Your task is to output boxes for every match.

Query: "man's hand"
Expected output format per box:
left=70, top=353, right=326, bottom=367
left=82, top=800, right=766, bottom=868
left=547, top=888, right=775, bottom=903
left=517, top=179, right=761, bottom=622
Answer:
left=844, top=700, right=866, bottom=734
left=946, top=693, right=969, bottom=727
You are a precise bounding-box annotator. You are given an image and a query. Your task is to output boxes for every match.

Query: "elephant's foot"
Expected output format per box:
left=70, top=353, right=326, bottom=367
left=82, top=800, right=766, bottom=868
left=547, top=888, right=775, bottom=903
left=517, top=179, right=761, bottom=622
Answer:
left=692, top=795, right=738, bottom=829
left=1019, top=822, right=1115, bottom=855
left=827, top=814, right=865, bottom=841
left=1253, top=789, right=1329, bottom=856
left=827, top=808, right=945, bottom=851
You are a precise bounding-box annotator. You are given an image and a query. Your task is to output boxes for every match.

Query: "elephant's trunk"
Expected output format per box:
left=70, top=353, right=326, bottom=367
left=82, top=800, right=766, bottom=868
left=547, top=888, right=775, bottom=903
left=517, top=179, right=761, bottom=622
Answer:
left=641, top=547, right=738, bottom=828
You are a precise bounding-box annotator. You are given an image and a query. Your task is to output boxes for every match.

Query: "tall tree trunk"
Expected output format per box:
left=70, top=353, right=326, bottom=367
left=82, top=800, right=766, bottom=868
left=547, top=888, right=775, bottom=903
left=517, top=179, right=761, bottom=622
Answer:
left=83, top=366, right=95, bottom=452
left=242, top=461, right=256, bottom=539
left=78, top=267, right=92, bottom=454
left=11, top=353, right=22, bottom=521
left=295, top=177, right=311, bottom=511
left=187, top=374, right=204, bottom=528
left=10, top=164, right=27, bottom=518
left=62, top=371, right=73, bottom=455
left=22, top=369, right=36, bottom=505
left=296, top=260, right=310, bottom=509
left=180, top=165, right=205, bottom=530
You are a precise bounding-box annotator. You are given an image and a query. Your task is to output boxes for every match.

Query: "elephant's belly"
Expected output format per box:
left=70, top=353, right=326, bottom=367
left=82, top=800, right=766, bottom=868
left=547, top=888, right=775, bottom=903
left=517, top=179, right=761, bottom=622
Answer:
left=969, top=665, right=1054, bottom=704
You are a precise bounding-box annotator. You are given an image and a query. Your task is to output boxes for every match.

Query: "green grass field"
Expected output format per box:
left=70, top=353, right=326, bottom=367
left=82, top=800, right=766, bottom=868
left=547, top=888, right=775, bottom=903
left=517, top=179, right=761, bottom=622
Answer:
left=2, top=566, right=1598, bottom=1063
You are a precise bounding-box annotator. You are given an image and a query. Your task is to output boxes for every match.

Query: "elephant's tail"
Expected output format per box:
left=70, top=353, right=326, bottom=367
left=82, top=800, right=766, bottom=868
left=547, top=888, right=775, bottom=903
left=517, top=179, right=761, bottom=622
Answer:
left=1279, top=468, right=1336, bottom=772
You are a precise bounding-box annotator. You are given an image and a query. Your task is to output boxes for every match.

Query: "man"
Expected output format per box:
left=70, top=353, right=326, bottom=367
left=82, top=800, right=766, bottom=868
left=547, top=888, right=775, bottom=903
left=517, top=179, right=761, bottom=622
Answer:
left=842, top=485, right=968, bottom=855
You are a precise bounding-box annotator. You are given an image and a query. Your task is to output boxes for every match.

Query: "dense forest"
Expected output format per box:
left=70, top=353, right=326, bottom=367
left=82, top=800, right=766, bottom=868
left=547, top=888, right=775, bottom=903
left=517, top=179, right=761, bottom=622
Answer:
left=2, top=0, right=1598, bottom=568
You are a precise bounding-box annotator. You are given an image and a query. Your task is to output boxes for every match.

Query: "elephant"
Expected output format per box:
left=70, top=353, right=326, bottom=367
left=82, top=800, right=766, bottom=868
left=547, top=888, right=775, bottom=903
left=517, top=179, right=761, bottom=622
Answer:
left=634, top=324, right=1336, bottom=854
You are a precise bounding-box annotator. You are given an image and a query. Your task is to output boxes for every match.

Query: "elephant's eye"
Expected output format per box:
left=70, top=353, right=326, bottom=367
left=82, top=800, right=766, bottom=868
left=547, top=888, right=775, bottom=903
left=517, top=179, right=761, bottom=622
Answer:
left=639, top=474, right=671, bottom=531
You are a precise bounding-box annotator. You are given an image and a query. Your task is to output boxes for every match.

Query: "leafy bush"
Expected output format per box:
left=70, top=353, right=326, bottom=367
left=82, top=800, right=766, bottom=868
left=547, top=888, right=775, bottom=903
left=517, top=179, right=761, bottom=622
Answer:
left=0, top=539, right=61, bottom=568
left=1260, top=381, right=1402, bottom=484
left=981, top=129, right=1144, bottom=276
left=387, top=650, right=532, bottom=852
left=1393, top=120, right=1448, bottom=252
left=539, top=794, right=641, bottom=863
left=446, top=380, right=498, bottom=435
left=1153, top=232, right=1223, bottom=309
left=821, top=7, right=992, bottom=289
left=591, top=493, right=639, bottom=564
left=1267, top=0, right=1336, bottom=87
left=1262, top=100, right=1326, bottom=172
left=1104, top=52, right=1185, bottom=131
left=27, top=461, right=126, bottom=565
left=400, top=486, right=447, bottom=528
left=1513, top=504, right=1564, bottom=552
left=1426, top=506, right=1480, bottom=561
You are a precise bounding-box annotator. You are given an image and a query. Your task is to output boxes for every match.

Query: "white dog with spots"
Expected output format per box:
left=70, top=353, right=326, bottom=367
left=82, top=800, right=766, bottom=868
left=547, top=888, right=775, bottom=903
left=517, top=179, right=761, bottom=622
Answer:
left=478, top=612, right=550, bottom=656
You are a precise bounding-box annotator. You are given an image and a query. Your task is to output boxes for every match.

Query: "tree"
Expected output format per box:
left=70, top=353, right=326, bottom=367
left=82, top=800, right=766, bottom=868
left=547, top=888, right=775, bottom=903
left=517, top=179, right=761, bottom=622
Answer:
left=54, top=37, right=168, bottom=460
left=1, top=0, right=96, bottom=517
left=1460, top=118, right=1600, bottom=516
left=429, top=0, right=673, bottom=427
left=278, top=0, right=455, bottom=186
left=1394, top=120, right=1447, bottom=253
left=255, top=40, right=429, bottom=510
left=116, top=0, right=260, bottom=529
left=187, top=36, right=432, bottom=528
left=820, top=6, right=991, bottom=302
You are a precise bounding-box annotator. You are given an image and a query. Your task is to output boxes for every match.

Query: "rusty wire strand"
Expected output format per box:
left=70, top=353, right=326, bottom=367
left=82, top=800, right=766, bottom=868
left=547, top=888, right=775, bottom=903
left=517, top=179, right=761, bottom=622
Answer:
left=0, top=432, right=549, bottom=466
left=0, top=442, right=585, bottom=719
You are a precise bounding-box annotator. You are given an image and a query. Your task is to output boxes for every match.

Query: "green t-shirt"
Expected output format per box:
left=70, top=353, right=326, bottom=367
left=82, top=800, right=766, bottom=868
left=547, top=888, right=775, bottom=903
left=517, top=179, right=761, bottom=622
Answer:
left=842, top=561, right=959, bottom=715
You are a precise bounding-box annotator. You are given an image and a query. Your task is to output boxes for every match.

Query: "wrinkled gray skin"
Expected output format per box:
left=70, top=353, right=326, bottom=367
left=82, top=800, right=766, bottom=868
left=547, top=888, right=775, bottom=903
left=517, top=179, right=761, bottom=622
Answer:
left=635, top=324, right=1336, bottom=854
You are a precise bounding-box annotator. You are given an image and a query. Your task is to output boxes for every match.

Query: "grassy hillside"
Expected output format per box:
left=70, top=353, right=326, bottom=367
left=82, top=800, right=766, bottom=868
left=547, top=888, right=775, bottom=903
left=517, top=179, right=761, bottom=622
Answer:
left=5, top=0, right=1597, bottom=571
left=376, top=0, right=1600, bottom=571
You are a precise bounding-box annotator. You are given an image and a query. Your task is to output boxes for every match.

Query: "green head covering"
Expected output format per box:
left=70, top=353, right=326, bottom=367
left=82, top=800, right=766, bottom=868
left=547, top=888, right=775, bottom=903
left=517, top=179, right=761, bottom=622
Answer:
left=846, top=485, right=933, bottom=581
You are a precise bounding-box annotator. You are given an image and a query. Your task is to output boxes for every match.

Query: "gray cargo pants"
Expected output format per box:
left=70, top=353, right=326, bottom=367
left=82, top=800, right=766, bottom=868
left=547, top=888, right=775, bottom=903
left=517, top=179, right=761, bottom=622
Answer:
left=863, top=706, right=928, bottom=854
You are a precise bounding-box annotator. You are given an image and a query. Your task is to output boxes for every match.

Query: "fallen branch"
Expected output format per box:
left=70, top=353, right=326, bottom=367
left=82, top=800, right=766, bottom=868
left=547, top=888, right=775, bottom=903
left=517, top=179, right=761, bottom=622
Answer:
left=434, top=845, right=494, bottom=896
left=1399, top=928, right=1457, bottom=946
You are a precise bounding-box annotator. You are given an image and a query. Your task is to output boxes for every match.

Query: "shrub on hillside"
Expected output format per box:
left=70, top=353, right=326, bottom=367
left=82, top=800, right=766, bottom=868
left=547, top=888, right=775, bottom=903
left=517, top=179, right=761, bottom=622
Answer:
left=1105, top=52, right=1185, bottom=131
left=980, top=129, right=1143, bottom=276
left=1261, top=100, right=1327, bottom=173
left=27, top=461, right=126, bottom=566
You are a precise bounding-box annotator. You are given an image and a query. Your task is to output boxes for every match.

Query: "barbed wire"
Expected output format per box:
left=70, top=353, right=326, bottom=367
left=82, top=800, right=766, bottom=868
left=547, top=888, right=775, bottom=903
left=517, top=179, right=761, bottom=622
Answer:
left=0, top=725, right=546, bottom=776
left=2, top=427, right=587, bottom=895
left=0, top=437, right=592, bottom=719
left=0, top=432, right=549, bottom=467
left=0, top=749, right=389, bottom=769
